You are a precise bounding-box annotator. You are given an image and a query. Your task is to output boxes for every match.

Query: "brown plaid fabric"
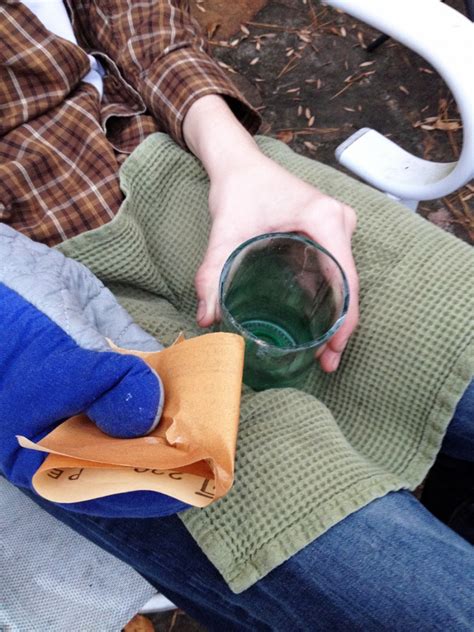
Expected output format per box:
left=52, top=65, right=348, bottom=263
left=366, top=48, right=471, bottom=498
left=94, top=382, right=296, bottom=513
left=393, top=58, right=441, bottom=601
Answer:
left=0, top=1, right=260, bottom=245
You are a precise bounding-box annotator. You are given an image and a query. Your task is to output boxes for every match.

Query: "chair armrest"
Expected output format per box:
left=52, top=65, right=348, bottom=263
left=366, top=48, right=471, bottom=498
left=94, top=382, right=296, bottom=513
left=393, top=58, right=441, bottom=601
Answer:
left=325, top=0, right=474, bottom=200
left=139, top=592, right=177, bottom=614
left=335, top=129, right=456, bottom=195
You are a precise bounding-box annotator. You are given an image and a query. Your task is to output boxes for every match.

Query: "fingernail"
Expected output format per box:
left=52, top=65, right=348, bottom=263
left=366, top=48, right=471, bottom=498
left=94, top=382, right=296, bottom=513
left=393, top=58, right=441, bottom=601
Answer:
left=314, top=344, right=326, bottom=359
left=197, top=300, right=206, bottom=323
left=328, top=352, right=340, bottom=372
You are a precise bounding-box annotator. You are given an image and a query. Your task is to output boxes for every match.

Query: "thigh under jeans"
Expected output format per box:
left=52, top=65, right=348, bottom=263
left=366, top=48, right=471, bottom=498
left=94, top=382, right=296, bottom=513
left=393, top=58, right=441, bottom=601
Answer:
left=25, top=382, right=474, bottom=631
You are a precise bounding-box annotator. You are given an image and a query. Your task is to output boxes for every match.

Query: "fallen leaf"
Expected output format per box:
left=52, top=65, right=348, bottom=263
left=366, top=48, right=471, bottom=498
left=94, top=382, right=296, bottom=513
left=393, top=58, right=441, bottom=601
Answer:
left=207, top=22, right=220, bottom=39
left=303, top=141, right=318, bottom=151
left=428, top=208, right=453, bottom=229
left=276, top=130, right=294, bottom=143
left=414, top=116, right=461, bottom=132
left=357, top=31, right=366, bottom=48
left=191, top=1, right=267, bottom=39
left=123, top=614, right=154, bottom=632
left=434, top=119, right=461, bottom=131
left=217, top=60, right=237, bottom=73
left=422, top=132, right=436, bottom=159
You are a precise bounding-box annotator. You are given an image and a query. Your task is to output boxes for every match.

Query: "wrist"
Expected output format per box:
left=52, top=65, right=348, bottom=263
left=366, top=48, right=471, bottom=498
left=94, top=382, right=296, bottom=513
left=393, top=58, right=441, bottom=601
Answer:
left=183, top=95, right=260, bottom=178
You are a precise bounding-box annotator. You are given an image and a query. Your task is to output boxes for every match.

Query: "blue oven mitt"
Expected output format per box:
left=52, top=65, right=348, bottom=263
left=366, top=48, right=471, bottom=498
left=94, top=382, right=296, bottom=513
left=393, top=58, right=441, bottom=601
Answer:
left=0, top=224, right=189, bottom=517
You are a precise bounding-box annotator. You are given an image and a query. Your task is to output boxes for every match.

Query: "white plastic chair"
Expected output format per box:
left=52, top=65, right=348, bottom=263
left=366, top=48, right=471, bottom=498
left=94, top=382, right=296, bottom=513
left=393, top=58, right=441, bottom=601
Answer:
left=324, top=0, right=474, bottom=210
left=139, top=592, right=177, bottom=613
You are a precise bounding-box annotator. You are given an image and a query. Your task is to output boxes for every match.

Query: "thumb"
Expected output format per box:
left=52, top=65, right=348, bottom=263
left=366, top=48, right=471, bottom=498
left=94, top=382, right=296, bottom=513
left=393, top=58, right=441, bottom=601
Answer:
left=86, top=352, right=164, bottom=438
left=195, top=237, right=229, bottom=328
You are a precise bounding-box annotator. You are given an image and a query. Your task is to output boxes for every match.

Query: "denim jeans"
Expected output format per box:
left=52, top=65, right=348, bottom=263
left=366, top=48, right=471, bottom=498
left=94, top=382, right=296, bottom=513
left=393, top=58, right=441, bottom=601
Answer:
left=28, top=382, right=474, bottom=631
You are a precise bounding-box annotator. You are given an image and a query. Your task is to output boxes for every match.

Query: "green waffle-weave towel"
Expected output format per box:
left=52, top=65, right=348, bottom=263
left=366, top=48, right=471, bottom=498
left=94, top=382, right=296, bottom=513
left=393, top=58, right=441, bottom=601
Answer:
left=57, top=134, right=473, bottom=593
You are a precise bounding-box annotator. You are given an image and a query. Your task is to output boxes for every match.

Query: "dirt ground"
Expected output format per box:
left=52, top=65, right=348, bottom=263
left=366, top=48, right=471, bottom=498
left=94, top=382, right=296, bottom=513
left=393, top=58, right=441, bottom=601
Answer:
left=225, top=0, right=472, bottom=242
left=205, top=0, right=473, bottom=245
left=129, top=1, right=473, bottom=630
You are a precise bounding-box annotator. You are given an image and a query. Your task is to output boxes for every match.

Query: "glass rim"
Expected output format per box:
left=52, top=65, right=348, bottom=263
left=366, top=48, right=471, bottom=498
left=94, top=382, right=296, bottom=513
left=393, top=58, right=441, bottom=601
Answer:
left=218, top=232, right=350, bottom=353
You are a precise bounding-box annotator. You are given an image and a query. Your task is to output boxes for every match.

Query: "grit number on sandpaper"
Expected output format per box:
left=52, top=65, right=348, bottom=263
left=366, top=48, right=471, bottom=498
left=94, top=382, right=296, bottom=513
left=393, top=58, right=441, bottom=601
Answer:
left=133, top=467, right=183, bottom=479
left=47, top=468, right=83, bottom=480
left=195, top=479, right=215, bottom=499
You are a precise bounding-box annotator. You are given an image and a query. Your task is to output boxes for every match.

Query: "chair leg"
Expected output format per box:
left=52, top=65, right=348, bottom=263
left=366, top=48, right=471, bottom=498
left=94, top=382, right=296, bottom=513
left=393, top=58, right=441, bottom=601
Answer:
left=366, top=33, right=390, bottom=53
left=465, top=0, right=474, bottom=21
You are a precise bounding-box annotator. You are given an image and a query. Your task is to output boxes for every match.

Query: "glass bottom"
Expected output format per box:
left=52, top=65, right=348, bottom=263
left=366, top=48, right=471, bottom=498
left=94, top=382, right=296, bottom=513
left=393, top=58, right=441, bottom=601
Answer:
left=221, top=307, right=325, bottom=390
left=239, top=306, right=317, bottom=349
left=241, top=319, right=298, bottom=348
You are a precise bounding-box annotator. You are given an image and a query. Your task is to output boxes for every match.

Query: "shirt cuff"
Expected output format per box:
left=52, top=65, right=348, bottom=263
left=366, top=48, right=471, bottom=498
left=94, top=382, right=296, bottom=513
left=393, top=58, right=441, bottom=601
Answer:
left=140, top=47, right=261, bottom=148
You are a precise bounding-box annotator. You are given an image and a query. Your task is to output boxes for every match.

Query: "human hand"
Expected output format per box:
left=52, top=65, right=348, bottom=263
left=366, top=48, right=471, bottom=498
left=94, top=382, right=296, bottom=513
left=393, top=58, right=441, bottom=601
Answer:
left=195, top=149, right=359, bottom=373
left=183, top=95, right=358, bottom=373
left=0, top=224, right=171, bottom=508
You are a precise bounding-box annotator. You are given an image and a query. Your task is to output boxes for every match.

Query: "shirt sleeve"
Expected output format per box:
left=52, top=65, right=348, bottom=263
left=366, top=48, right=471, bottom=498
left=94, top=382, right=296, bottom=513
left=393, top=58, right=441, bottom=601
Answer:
left=70, top=0, right=261, bottom=147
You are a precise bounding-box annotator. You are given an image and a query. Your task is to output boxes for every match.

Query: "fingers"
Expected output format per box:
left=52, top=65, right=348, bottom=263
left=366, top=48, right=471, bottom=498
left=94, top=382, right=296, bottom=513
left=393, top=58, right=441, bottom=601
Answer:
left=196, top=190, right=359, bottom=375
left=314, top=290, right=359, bottom=373
left=302, top=202, right=359, bottom=372
left=321, top=259, right=359, bottom=372
left=86, top=352, right=164, bottom=438
left=195, top=260, right=219, bottom=327
left=194, top=226, right=231, bottom=327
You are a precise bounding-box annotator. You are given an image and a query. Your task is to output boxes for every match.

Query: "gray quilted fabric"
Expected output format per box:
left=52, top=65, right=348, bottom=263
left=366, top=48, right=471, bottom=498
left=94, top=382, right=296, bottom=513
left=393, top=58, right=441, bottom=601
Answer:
left=0, top=223, right=162, bottom=353
left=0, top=225, right=163, bottom=629
left=0, top=477, right=155, bottom=632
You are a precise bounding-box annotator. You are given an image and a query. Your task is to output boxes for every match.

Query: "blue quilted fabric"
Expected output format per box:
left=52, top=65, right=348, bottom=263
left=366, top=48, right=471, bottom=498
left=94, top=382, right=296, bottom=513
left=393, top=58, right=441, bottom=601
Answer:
left=0, top=225, right=189, bottom=517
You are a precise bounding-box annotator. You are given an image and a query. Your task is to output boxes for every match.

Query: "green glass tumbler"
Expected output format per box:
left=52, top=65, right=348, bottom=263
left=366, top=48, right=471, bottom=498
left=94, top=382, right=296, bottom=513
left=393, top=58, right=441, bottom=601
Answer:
left=219, top=232, right=349, bottom=390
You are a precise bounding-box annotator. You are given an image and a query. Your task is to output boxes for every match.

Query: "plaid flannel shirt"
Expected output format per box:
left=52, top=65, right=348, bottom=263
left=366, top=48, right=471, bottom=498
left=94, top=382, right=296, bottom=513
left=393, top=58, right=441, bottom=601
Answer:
left=0, top=0, right=260, bottom=245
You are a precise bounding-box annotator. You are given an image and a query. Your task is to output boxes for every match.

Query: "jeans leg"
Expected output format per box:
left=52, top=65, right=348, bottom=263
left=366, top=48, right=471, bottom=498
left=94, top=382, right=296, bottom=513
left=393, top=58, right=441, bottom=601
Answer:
left=20, top=383, right=474, bottom=629
left=440, top=380, right=474, bottom=461
left=27, top=489, right=474, bottom=631
left=420, top=380, right=474, bottom=538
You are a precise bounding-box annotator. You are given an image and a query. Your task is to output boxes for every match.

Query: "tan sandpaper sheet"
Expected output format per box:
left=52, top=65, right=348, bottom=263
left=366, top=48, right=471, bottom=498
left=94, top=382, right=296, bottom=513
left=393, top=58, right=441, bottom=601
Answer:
left=17, top=333, right=244, bottom=507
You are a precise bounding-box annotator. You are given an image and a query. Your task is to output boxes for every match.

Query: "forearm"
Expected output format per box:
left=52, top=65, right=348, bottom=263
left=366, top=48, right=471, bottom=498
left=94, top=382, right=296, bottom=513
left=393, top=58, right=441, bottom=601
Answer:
left=183, top=95, right=260, bottom=179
